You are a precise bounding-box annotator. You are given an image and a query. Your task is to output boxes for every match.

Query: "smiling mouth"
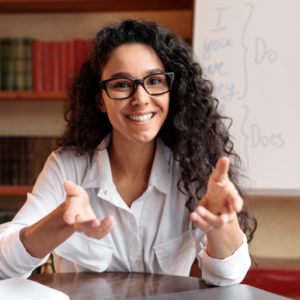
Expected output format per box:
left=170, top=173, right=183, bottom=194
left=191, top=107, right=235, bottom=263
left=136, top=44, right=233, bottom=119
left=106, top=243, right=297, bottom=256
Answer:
left=126, top=113, right=155, bottom=122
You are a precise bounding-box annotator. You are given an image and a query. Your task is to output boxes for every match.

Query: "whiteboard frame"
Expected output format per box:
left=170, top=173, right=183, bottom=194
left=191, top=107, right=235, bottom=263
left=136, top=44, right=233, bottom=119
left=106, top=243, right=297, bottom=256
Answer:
left=192, top=0, right=300, bottom=197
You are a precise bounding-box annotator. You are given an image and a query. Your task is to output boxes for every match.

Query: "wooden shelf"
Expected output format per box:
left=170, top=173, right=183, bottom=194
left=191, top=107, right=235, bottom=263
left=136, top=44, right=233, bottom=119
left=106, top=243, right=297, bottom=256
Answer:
left=0, top=0, right=193, bottom=13
left=0, top=91, right=65, bottom=101
left=0, top=186, right=33, bottom=196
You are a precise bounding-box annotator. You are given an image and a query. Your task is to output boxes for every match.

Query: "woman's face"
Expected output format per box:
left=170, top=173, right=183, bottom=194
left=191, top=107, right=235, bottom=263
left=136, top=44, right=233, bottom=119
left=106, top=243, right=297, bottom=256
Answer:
left=97, top=43, right=170, bottom=144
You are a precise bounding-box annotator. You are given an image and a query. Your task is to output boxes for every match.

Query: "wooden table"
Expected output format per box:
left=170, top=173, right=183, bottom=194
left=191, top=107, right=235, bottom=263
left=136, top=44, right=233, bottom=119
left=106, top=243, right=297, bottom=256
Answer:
left=29, top=272, right=212, bottom=300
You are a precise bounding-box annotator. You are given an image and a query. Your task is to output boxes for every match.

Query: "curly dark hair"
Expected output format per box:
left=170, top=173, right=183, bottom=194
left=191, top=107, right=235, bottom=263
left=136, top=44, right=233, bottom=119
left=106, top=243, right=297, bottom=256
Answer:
left=57, top=19, right=257, bottom=243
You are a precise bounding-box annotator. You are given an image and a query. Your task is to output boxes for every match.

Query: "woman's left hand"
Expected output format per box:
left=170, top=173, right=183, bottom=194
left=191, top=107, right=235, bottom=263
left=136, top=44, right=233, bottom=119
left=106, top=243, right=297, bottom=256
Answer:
left=190, top=156, right=243, bottom=232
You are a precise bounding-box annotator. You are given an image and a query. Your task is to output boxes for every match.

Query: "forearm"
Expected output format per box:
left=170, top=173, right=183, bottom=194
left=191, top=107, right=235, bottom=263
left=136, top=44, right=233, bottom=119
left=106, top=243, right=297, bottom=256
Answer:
left=19, top=202, right=75, bottom=259
left=206, top=215, right=243, bottom=259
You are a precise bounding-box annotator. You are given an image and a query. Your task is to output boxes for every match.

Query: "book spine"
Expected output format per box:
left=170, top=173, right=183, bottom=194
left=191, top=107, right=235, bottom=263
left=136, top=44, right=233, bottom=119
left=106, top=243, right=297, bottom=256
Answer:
left=0, top=137, right=3, bottom=185
left=49, top=42, right=60, bottom=91
left=41, top=137, right=52, bottom=170
left=33, top=137, right=42, bottom=183
left=2, top=39, right=14, bottom=91
left=3, top=137, right=9, bottom=185
left=32, top=41, right=43, bottom=91
left=19, top=137, right=26, bottom=185
left=0, top=38, right=2, bottom=90
left=26, top=137, right=34, bottom=185
left=24, top=39, right=33, bottom=91
left=59, top=41, right=67, bottom=90
left=42, top=42, right=50, bottom=91
left=13, top=38, right=24, bottom=91
left=9, top=137, right=19, bottom=185
left=66, top=41, right=75, bottom=89
left=0, top=210, right=18, bottom=224
left=74, top=39, right=84, bottom=77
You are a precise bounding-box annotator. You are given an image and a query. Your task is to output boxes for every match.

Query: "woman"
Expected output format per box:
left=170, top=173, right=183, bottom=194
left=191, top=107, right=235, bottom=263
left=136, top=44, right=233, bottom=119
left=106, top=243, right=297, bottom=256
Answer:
left=0, top=20, right=256, bottom=285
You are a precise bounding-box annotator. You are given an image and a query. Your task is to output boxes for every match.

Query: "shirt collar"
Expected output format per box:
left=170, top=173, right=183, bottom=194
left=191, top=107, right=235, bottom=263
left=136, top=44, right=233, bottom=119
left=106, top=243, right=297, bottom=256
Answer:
left=81, top=132, right=172, bottom=198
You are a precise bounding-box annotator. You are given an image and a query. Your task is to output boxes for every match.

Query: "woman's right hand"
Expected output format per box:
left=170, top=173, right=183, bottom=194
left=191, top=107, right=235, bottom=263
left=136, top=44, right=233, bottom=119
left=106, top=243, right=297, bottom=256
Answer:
left=63, top=180, right=115, bottom=239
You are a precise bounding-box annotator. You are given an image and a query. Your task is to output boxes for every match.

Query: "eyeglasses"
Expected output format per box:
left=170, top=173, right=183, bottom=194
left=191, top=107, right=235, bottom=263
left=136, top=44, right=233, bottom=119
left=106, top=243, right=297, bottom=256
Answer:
left=99, top=72, right=174, bottom=100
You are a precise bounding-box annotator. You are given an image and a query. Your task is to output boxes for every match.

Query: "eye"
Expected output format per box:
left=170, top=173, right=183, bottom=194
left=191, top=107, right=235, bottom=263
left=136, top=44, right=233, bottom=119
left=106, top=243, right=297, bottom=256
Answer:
left=149, top=78, right=161, bottom=85
left=114, top=82, right=129, bottom=88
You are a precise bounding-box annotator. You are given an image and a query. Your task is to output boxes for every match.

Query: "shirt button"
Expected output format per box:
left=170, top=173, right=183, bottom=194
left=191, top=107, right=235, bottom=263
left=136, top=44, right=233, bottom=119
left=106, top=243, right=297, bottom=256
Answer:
left=136, top=261, right=140, bottom=266
left=130, top=218, right=135, bottom=225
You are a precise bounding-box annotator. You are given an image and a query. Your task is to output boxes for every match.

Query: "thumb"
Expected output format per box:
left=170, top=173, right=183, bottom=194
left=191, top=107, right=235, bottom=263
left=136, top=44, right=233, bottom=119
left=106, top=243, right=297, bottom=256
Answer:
left=63, top=180, right=86, bottom=197
left=211, top=157, right=230, bottom=184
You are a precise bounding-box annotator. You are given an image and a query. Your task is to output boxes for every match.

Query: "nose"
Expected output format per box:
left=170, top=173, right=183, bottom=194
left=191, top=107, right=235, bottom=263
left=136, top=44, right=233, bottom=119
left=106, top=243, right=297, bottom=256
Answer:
left=131, top=82, right=149, bottom=106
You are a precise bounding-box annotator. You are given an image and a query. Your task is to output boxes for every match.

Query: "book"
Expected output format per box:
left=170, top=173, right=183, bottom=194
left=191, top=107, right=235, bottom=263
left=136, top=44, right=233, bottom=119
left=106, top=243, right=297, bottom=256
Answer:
left=0, top=137, right=3, bottom=184
left=0, top=210, right=18, bottom=224
left=0, top=38, right=2, bottom=90
left=33, top=136, right=42, bottom=183
left=2, top=137, right=9, bottom=185
left=74, top=39, right=93, bottom=77
left=0, top=277, right=69, bottom=300
left=25, top=137, right=34, bottom=185
left=49, top=42, right=60, bottom=91
left=23, top=38, right=33, bottom=91
left=32, top=41, right=43, bottom=91
left=19, top=137, right=27, bottom=185
left=12, top=38, right=24, bottom=91
left=9, top=137, right=19, bottom=185
left=2, top=38, right=14, bottom=91
left=42, top=42, right=50, bottom=91
left=59, top=41, right=75, bottom=90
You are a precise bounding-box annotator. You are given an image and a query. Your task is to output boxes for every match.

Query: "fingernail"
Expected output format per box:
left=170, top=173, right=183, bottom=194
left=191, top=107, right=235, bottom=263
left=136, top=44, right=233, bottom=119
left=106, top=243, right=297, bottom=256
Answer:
left=222, top=215, right=229, bottom=223
left=199, top=207, right=206, bottom=217
left=105, top=218, right=113, bottom=226
left=110, top=221, right=116, bottom=228
left=191, top=213, right=197, bottom=222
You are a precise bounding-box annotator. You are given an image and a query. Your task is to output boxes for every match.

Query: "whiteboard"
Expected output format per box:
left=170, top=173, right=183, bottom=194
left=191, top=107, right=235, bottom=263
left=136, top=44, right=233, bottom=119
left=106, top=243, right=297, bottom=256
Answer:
left=193, top=0, right=300, bottom=196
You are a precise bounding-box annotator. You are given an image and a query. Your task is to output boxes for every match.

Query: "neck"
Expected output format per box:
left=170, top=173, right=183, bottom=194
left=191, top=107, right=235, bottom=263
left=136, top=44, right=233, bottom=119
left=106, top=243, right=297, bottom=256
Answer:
left=108, top=130, right=156, bottom=181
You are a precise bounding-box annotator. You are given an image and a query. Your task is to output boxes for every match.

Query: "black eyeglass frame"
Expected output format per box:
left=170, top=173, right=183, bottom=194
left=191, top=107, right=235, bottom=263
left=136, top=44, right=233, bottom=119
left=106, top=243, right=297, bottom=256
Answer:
left=99, top=72, right=174, bottom=100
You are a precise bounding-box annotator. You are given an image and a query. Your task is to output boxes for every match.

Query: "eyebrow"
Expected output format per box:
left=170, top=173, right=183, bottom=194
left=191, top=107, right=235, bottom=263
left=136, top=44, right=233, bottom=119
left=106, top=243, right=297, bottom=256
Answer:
left=110, top=68, right=164, bottom=79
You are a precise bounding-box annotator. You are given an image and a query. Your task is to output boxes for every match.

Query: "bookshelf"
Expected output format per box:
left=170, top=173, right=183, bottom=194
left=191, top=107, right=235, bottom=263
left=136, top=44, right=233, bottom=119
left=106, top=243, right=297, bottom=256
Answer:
left=0, top=91, right=65, bottom=101
left=0, top=0, right=193, bottom=13
left=0, top=186, right=32, bottom=196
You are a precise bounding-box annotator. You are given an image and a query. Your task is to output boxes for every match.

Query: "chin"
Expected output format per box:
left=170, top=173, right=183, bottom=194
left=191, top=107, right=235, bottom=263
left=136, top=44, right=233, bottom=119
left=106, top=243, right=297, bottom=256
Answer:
left=128, top=131, right=158, bottom=144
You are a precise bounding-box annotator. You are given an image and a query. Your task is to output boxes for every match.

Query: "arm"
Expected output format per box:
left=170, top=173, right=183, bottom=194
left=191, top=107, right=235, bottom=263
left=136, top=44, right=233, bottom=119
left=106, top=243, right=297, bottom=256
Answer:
left=190, top=157, right=251, bottom=285
left=0, top=153, right=114, bottom=278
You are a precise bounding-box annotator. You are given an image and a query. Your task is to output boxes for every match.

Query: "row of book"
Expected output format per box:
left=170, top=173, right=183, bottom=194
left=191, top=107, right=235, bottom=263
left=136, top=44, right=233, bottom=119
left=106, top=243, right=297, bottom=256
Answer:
left=0, top=210, right=18, bottom=224
left=0, top=38, right=92, bottom=91
left=0, top=136, right=57, bottom=186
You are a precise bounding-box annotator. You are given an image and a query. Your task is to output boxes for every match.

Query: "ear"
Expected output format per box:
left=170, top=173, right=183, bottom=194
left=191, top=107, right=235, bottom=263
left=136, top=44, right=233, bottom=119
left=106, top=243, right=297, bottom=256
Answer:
left=95, top=93, right=107, bottom=113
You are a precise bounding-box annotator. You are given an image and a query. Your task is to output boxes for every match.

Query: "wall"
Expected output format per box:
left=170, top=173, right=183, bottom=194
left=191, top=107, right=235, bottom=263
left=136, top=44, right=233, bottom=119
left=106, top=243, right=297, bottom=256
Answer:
left=249, top=196, right=300, bottom=259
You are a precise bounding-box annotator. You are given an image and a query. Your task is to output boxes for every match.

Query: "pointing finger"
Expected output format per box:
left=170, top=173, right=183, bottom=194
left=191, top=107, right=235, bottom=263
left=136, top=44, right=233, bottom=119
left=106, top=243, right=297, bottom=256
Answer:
left=63, top=181, right=86, bottom=198
left=226, top=184, right=244, bottom=212
left=63, top=201, right=80, bottom=225
left=211, top=157, right=230, bottom=185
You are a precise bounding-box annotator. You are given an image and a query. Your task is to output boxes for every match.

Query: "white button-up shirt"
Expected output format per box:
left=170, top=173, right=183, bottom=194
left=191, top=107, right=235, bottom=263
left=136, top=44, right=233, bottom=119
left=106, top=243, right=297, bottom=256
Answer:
left=0, top=134, right=251, bottom=286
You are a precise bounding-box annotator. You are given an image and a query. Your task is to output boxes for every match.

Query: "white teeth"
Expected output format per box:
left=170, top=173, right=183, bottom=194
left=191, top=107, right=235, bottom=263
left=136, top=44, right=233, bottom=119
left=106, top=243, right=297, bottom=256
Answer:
left=128, top=113, right=154, bottom=122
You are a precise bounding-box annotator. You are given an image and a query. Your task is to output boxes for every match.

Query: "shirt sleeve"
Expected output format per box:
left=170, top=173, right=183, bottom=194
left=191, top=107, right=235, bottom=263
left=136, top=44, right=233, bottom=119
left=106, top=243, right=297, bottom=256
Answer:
left=190, top=223, right=251, bottom=286
left=0, top=152, right=65, bottom=279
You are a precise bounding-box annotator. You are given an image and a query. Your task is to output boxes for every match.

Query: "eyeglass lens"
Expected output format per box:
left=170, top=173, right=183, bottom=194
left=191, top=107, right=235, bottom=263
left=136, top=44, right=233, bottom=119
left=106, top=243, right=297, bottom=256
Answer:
left=106, top=74, right=170, bottom=99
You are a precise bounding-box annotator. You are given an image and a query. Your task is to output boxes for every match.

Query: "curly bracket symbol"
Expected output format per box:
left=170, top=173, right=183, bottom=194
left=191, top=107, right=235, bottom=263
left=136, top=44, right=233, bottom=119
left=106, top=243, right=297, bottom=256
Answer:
left=238, top=3, right=254, bottom=100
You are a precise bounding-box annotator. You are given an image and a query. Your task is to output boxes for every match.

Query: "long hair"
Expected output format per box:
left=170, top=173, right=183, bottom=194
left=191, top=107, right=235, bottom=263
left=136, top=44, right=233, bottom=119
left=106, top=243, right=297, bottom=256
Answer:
left=57, top=20, right=257, bottom=243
